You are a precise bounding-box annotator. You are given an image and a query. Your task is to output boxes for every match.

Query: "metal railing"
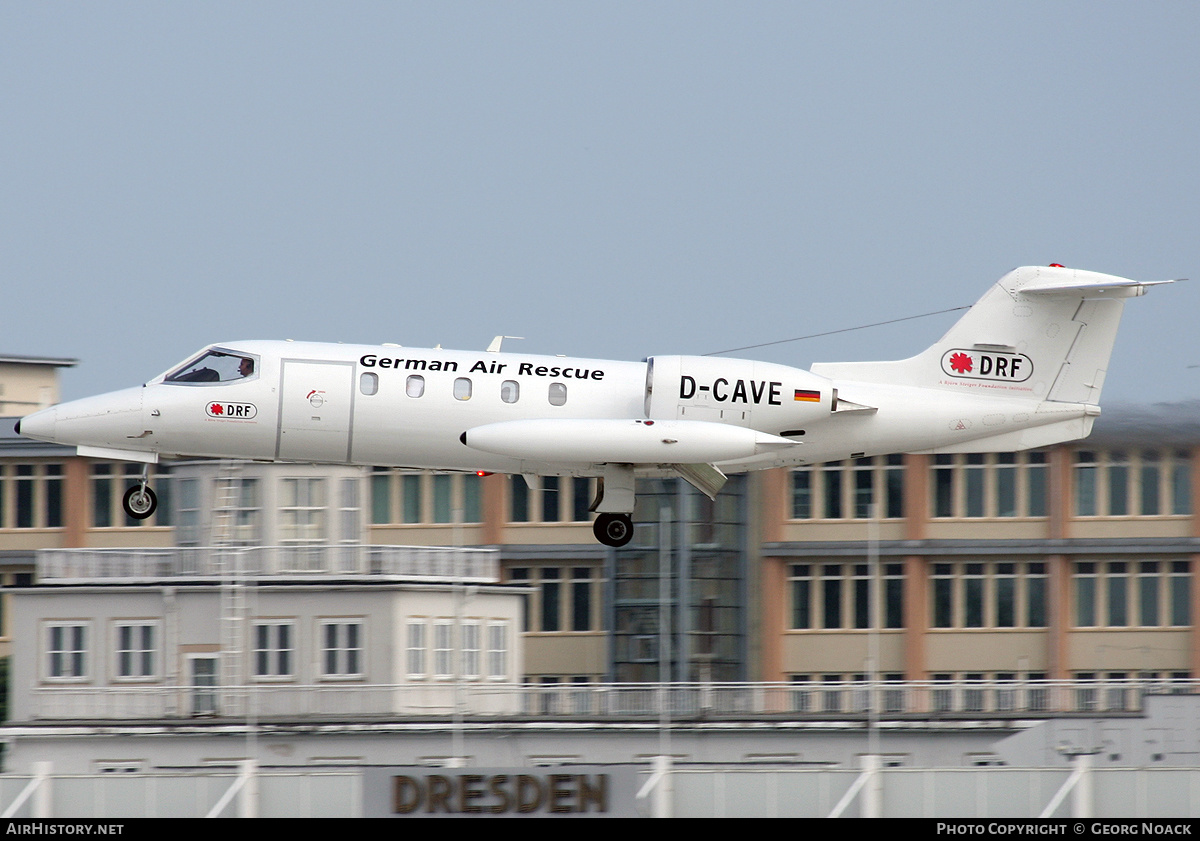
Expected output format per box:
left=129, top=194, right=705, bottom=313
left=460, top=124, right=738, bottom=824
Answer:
left=35, top=544, right=499, bottom=583
left=25, top=678, right=1197, bottom=721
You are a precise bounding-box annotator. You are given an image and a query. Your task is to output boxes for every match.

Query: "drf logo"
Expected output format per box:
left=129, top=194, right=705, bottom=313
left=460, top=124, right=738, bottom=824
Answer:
left=940, top=349, right=1032, bottom=382
left=206, top=401, right=257, bottom=419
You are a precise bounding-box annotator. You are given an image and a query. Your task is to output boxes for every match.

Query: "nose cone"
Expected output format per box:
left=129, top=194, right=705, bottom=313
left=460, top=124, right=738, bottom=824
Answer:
left=16, top=405, right=58, bottom=442
left=18, top=387, right=144, bottom=449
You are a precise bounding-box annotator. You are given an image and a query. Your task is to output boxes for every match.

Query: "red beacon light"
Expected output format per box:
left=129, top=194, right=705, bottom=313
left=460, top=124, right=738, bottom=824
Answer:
left=475, top=470, right=493, bottom=477
left=1049, top=263, right=1065, bottom=268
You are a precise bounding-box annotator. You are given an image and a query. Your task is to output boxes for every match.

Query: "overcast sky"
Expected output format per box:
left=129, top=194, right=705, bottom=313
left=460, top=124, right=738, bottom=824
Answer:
left=3, top=2, right=1198, bottom=406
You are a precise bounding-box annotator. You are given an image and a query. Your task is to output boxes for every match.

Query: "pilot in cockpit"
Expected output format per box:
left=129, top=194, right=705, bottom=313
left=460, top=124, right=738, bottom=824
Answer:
left=166, top=350, right=256, bottom=384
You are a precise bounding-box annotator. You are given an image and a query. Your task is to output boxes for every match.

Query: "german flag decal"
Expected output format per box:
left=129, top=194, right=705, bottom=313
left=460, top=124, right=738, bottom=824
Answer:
left=794, top=389, right=821, bottom=403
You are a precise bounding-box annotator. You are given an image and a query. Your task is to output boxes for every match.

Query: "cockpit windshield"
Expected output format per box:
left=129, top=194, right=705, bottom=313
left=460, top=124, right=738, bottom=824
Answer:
left=164, top=349, right=258, bottom=385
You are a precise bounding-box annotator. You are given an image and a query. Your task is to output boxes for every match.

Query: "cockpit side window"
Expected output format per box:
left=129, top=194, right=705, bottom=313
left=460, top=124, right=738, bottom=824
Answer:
left=164, top=350, right=259, bottom=385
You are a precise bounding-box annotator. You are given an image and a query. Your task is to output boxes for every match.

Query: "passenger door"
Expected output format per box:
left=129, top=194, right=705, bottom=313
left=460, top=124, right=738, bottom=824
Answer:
left=276, top=360, right=355, bottom=463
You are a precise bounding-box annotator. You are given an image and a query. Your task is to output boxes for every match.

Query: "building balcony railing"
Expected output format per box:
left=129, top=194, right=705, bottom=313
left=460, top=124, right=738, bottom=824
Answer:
left=22, top=678, right=1196, bottom=722
left=35, top=544, right=499, bottom=583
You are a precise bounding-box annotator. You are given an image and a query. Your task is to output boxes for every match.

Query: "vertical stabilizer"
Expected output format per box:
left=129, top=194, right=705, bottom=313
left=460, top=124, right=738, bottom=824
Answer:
left=811, top=266, right=1170, bottom=405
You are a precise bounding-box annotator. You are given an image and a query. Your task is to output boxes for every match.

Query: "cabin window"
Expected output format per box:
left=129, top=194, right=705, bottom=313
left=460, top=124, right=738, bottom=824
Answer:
left=548, top=382, right=567, bottom=406
left=359, top=372, right=379, bottom=396
left=454, top=377, right=473, bottom=401
left=406, top=375, right=425, bottom=398
left=501, top=380, right=520, bottom=404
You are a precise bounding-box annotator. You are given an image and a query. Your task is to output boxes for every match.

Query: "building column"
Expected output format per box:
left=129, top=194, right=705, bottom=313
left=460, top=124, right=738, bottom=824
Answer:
left=758, top=468, right=788, bottom=682
left=480, top=473, right=507, bottom=546
left=62, top=457, right=88, bottom=548
left=1047, top=445, right=1072, bottom=681
left=902, top=454, right=929, bottom=682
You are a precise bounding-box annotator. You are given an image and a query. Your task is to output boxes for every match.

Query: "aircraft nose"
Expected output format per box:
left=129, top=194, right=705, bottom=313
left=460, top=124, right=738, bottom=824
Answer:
left=16, top=405, right=58, bottom=443
left=13, top=419, right=19, bottom=435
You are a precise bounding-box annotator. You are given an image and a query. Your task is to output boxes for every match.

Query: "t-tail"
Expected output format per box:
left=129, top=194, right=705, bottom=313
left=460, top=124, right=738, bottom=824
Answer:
left=811, top=265, right=1178, bottom=452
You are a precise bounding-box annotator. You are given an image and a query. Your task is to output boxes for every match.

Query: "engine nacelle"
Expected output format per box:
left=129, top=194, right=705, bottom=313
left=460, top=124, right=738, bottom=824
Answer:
left=645, top=356, right=833, bottom=435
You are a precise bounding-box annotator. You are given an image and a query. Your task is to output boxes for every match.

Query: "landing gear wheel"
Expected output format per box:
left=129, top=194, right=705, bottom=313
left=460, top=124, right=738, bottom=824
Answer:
left=593, top=513, right=634, bottom=548
left=123, top=485, right=158, bottom=520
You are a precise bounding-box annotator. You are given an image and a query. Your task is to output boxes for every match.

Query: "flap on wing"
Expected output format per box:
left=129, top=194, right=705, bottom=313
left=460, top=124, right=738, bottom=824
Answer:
left=672, top=463, right=728, bottom=500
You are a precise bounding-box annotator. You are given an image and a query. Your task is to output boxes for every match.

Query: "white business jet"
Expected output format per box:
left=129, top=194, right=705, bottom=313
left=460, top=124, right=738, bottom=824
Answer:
left=16, top=265, right=1172, bottom=547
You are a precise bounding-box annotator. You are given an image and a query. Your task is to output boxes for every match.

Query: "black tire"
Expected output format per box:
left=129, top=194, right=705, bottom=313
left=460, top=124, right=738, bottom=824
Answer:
left=593, top=513, right=634, bottom=548
left=123, top=485, right=158, bottom=520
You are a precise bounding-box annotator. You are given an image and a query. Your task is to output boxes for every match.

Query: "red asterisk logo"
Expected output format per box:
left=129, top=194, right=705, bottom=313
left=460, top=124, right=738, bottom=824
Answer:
left=949, top=352, right=973, bottom=374
left=210, top=403, right=224, bottom=415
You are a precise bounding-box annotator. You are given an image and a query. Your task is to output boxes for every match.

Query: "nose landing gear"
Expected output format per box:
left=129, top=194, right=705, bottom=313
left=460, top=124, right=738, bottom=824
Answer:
left=122, top=477, right=158, bottom=520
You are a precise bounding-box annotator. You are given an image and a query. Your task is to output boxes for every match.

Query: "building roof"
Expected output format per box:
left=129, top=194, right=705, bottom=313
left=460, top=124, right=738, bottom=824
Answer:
left=0, top=354, right=78, bottom=368
left=1088, top=400, right=1200, bottom=446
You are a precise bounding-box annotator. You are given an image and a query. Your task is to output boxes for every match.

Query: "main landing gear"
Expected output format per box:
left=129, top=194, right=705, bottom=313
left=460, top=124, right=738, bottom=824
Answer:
left=590, top=463, right=637, bottom=548
left=593, top=513, right=634, bottom=548
left=122, top=473, right=158, bottom=520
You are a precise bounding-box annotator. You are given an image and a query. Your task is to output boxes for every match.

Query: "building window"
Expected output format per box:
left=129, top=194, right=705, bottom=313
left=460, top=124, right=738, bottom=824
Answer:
left=92, top=463, right=113, bottom=528
left=932, top=452, right=1048, bottom=518
left=508, top=475, right=591, bottom=524
left=789, top=562, right=904, bottom=630
left=463, top=473, right=482, bottom=523
left=931, top=561, right=1048, bottom=629
left=433, top=621, right=453, bottom=678
left=115, top=622, right=157, bottom=680
left=83, top=462, right=171, bottom=529
left=507, top=563, right=601, bottom=633
left=571, top=567, right=593, bottom=632
left=226, top=477, right=262, bottom=545
left=280, top=478, right=326, bottom=544
left=487, top=622, right=508, bottom=679
left=933, top=564, right=954, bottom=628
left=46, top=623, right=88, bottom=681
left=572, top=478, right=592, bottom=521
left=790, top=456, right=904, bottom=520
left=510, top=477, right=529, bottom=522
left=370, top=467, right=392, bottom=524
left=177, top=477, right=201, bottom=546
left=253, top=621, right=294, bottom=678
left=16, top=465, right=34, bottom=528
left=541, top=477, right=560, bottom=522
left=1075, top=560, right=1192, bottom=627
left=462, top=621, right=481, bottom=679
left=789, top=565, right=812, bottom=628
left=791, top=471, right=812, bottom=519
left=406, top=620, right=427, bottom=678
left=541, top=567, right=562, bottom=632
left=433, top=474, right=453, bottom=523
left=0, top=463, right=65, bottom=529
left=369, top=470, right=486, bottom=526
left=1075, top=449, right=1192, bottom=517
left=402, top=474, right=422, bottom=523
left=321, top=620, right=363, bottom=678
left=1170, top=561, right=1191, bottom=626
left=821, top=564, right=841, bottom=628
